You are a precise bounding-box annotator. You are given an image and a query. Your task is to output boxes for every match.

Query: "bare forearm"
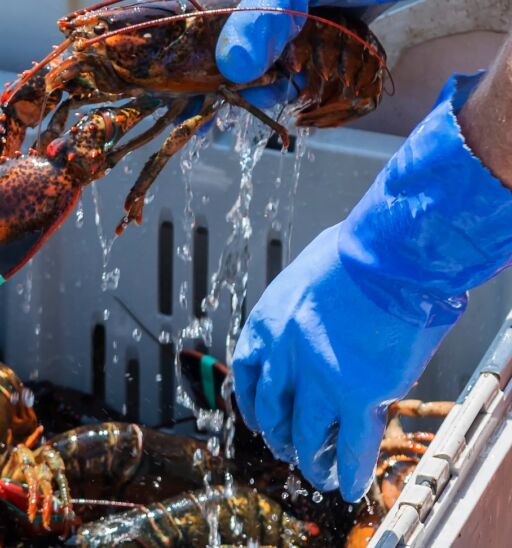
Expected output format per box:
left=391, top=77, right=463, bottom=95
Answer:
left=458, top=34, right=512, bottom=190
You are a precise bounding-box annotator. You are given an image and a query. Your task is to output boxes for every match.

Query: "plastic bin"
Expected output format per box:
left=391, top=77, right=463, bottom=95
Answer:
left=1, top=1, right=512, bottom=545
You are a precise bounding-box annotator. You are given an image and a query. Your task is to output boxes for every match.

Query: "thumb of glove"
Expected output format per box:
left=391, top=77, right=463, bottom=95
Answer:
left=216, top=0, right=308, bottom=84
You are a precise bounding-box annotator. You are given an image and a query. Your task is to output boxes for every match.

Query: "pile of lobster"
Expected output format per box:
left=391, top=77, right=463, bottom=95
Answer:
left=0, top=0, right=388, bottom=283
left=0, top=356, right=453, bottom=546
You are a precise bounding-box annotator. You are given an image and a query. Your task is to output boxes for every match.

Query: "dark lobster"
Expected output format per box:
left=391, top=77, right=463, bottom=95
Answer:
left=0, top=0, right=387, bottom=283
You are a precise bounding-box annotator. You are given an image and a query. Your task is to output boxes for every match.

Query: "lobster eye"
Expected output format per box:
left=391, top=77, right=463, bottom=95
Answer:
left=93, top=23, right=107, bottom=36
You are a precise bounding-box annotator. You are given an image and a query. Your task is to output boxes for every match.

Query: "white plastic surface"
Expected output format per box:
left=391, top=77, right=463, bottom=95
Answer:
left=370, top=314, right=512, bottom=548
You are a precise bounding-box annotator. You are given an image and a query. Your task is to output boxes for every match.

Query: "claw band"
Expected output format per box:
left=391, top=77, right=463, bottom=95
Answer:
left=200, top=355, right=218, bottom=410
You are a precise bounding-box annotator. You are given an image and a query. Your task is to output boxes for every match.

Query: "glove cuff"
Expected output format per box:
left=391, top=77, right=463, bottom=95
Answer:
left=338, top=72, right=512, bottom=319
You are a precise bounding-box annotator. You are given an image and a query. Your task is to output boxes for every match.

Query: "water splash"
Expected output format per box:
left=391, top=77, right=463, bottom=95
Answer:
left=172, top=134, right=212, bottom=414
left=284, top=127, right=309, bottom=265
left=75, top=199, right=84, bottom=228
left=203, top=113, right=271, bottom=357
left=90, top=183, right=119, bottom=291
left=201, top=113, right=273, bottom=474
left=176, top=138, right=197, bottom=262
left=263, top=107, right=294, bottom=232
left=20, top=261, right=33, bottom=314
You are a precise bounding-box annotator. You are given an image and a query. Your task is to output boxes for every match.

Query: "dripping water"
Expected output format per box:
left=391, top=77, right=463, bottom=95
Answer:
left=284, top=127, right=309, bottom=265
left=90, top=183, right=119, bottom=291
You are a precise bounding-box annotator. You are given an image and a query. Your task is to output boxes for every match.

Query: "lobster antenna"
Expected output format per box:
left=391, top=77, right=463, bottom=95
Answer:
left=62, top=0, right=135, bottom=21
left=384, top=67, right=396, bottom=96
left=2, top=39, right=71, bottom=107
left=71, top=497, right=143, bottom=509
left=78, top=7, right=388, bottom=69
left=61, top=0, right=206, bottom=28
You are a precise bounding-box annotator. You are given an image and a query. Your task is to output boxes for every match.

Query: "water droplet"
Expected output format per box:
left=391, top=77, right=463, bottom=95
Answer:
left=177, top=243, right=191, bottom=262
left=103, top=309, right=110, bottom=321
left=193, top=448, right=204, bottom=467
left=158, top=330, right=171, bottom=344
left=75, top=200, right=84, bottom=228
left=197, top=409, right=224, bottom=434
left=101, top=268, right=120, bottom=292
left=264, top=199, right=278, bottom=219
left=132, top=328, right=142, bottom=342
left=312, top=491, right=323, bottom=503
left=179, top=281, right=188, bottom=309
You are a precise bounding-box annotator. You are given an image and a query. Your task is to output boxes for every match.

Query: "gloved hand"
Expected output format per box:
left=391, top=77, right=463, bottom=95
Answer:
left=232, top=72, right=512, bottom=502
left=216, top=0, right=399, bottom=108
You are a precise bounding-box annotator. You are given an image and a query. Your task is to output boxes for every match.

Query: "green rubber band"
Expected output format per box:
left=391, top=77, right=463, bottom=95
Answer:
left=200, top=355, right=218, bottom=410
left=0, top=275, right=5, bottom=286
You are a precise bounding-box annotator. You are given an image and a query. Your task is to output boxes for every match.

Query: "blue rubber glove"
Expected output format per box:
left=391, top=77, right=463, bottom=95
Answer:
left=233, top=72, right=512, bottom=502
left=216, top=0, right=401, bottom=107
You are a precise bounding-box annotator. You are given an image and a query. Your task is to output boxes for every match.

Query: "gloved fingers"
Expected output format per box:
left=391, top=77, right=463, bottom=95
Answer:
left=337, top=406, right=387, bottom=502
left=239, top=72, right=307, bottom=109
left=292, top=391, right=339, bottom=490
left=253, top=353, right=296, bottom=461
left=216, top=0, right=308, bottom=84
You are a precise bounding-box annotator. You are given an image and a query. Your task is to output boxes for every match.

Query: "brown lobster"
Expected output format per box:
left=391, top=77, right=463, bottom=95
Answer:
left=0, top=362, right=223, bottom=536
left=0, top=355, right=453, bottom=546
left=0, top=0, right=387, bottom=283
left=0, top=363, right=75, bottom=532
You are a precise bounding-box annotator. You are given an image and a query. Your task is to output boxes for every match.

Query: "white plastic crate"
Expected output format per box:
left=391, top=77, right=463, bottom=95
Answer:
left=1, top=1, right=512, bottom=544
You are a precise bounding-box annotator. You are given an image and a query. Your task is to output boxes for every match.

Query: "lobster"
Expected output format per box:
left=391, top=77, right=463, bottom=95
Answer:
left=69, top=485, right=320, bottom=547
left=0, top=362, right=75, bottom=532
left=0, top=362, right=224, bottom=536
left=0, top=356, right=454, bottom=546
left=0, top=95, right=181, bottom=283
left=0, top=0, right=388, bottom=282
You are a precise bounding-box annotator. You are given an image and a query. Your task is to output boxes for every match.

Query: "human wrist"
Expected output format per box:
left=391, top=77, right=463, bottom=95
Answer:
left=458, top=35, right=512, bottom=190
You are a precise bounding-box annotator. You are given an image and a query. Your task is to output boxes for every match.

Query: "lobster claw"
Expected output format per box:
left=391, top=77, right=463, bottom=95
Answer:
left=0, top=156, right=81, bottom=285
left=0, top=233, right=40, bottom=284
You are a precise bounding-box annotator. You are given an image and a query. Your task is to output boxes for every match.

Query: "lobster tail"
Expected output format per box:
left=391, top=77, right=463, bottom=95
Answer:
left=289, top=9, right=386, bottom=128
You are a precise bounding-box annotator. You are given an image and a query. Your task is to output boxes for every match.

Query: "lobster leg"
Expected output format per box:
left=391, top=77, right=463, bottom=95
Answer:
left=389, top=400, right=454, bottom=418
left=219, top=86, right=290, bottom=149
left=1, top=443, right=73, bottom=530
left=106, top=99, right=188, bottom=168
left=116, top=99, right=219, bottom=235
left=36, top=446, right=74, bottom=530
